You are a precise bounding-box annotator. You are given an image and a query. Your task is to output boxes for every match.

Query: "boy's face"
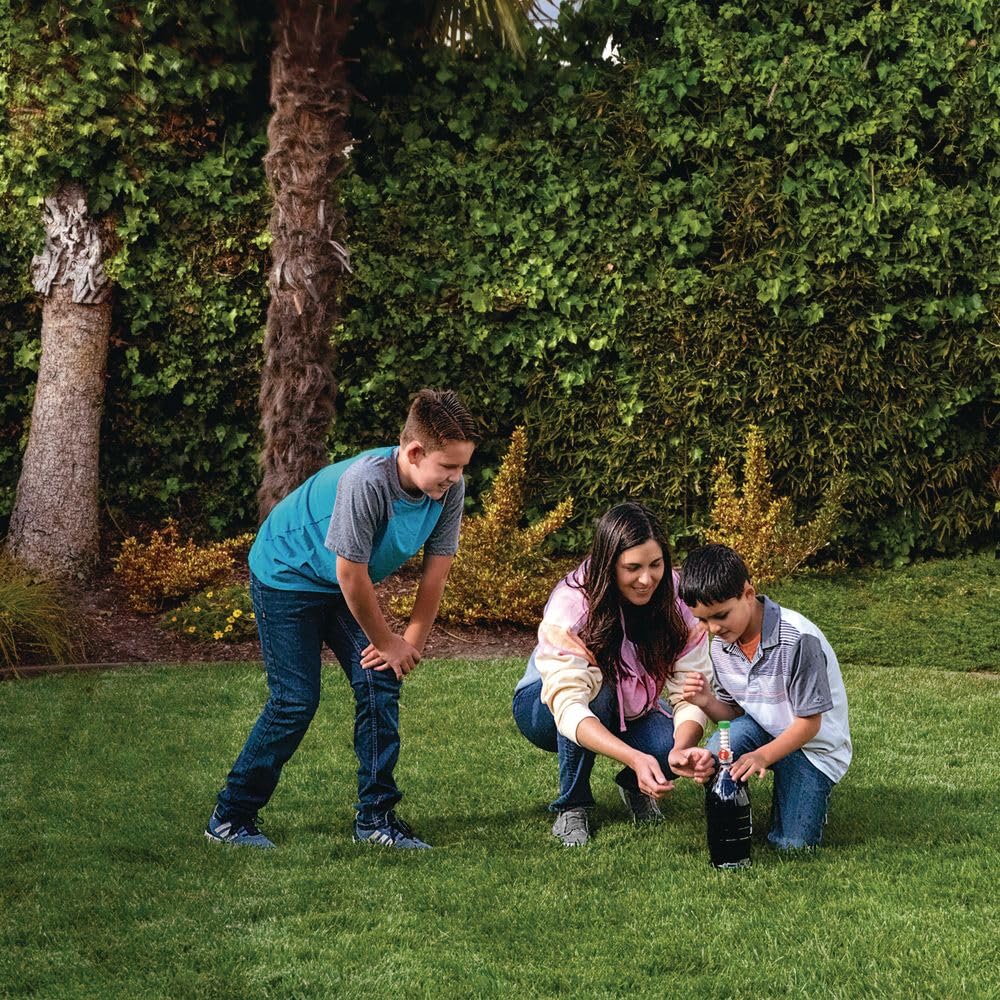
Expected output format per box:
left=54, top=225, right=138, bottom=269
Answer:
left=402, top=439, right=475, bottom=499
left=687, top=582, right=759, bottom=644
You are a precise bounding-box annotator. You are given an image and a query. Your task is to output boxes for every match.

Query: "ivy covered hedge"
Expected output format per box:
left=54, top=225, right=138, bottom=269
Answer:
left=2, top=0, right=998, bottom=562
left=339, top=0, right=999, bottom=560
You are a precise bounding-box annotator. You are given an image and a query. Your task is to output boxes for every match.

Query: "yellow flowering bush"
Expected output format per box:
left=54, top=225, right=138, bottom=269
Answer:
left=707, top=425, right=849, bottom=586
left=161, top=584, right=256, bottom=643
left=113, top=519, right=254, bottom=612
left=390, top=427, right=574, bottom=626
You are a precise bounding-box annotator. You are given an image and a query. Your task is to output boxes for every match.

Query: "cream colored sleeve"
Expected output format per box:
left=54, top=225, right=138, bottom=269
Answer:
left=663, top=631, right=712, bottom=733
left=535, top=625, right=605, bottom=743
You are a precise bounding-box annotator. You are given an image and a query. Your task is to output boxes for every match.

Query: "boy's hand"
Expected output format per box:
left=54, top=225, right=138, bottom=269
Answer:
left=668, top=746, right=716, bottom=785
left=681, top=670, right=712, bottom=709
left=631, top=752, right=675, bottom=799
left=360, top=635, right=421, bottom=680
left=731, top=750, right=769, bottom=781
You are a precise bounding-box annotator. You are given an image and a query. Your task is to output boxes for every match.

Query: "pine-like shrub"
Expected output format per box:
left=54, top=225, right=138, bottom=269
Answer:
left=706, top=425, right=848, bottom=586
left=390, top=428, right=573, bottom=626
left=113, top=519, right=254, bottom=612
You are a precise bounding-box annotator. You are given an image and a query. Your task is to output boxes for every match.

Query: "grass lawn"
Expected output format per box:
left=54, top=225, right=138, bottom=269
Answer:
left=2, top=556, right=998, bottom=999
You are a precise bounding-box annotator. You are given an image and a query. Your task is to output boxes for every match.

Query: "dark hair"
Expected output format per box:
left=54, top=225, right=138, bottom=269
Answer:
left=575, top=502, right=689, bottom=689
left=678, top=544, right=752, bottom=607
left=400, top=388, right=479, bottom=451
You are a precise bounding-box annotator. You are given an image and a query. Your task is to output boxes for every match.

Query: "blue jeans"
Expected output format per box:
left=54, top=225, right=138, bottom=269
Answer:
left=512, top=678, right=676, bottom=811
left=215, top=573, right=403, bottom=828
left=707, top=713, right=835, bottom=849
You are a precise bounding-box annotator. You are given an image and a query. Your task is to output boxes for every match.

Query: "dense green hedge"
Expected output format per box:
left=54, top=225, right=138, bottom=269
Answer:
left=2, top=1, right=998, bottom=562
left=338, top=0, right=999, bottom=560
left=0, top=1, right=271, bottom=533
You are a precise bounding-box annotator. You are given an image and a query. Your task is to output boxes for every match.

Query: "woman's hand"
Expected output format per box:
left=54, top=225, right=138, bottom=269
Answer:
left=667, top=746, right=716, bottom=784
left=630, top=752, right=675, bottom=799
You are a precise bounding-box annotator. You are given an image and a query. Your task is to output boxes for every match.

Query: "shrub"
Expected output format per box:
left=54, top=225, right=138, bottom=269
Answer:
left=113, top=519, right=254, bottom=613
left=0, top=551, right=83, bottom=670
left=161, top=584, right=256, bottom=643
left=390, top=428, right=573, bottom=626
left=706, top=425, right=848, bottom=587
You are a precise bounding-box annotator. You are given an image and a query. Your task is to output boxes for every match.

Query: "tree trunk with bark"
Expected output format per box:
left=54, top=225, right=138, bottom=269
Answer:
left=257, top=0, right=355, bottom=521
left=6, top=182, right=113, bottom=581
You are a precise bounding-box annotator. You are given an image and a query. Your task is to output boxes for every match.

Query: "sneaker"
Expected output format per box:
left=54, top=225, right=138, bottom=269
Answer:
left=551, top=806, right=590, bottom=846
left=204, top=808, right=276, bottom=848
left=353, top=811, right=432, bottom=849
left=617, top=784, right=664, bottom=824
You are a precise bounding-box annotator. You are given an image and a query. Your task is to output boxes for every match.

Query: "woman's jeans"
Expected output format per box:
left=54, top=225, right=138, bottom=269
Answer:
left=216, top=573, right=402, bottom=828
left=512, top=679, right=676, bottom=811
left=706, top=713, right=835, bottom=849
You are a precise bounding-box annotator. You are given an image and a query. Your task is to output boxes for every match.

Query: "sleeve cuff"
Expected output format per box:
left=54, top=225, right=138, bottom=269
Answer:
left=560, top=703, right=597, bottom=744
left=672, top=702, right=710, bottom=733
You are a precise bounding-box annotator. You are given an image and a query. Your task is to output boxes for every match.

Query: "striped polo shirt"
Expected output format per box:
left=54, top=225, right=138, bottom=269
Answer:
left=711, top=596, right=852, bottom=783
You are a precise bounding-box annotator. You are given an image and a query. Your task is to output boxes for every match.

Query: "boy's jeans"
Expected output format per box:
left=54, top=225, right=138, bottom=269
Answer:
left=512, top=678, right=676, bottom=811
left=707, top=713, right=835, bottom=849
left=216, top=573, right=402, bottom=828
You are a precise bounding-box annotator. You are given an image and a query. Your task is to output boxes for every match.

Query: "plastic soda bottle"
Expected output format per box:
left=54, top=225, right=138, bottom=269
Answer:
left=705, top=720, right=752, bottom=869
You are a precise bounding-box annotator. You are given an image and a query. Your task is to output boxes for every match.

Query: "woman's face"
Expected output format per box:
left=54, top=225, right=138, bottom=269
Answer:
left=614, top=538, right=665, bottom=606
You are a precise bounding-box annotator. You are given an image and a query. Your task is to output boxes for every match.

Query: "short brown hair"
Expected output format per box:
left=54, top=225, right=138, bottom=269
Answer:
left=400, top=389, right=478, bottom=451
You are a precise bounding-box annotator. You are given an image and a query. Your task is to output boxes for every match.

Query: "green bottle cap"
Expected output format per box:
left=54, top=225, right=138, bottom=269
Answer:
left=718, top=721, right=731, bottom=730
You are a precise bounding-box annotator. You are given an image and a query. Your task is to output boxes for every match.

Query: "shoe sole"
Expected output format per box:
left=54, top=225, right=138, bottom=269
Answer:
left=204, top=830, right=276, bottom=848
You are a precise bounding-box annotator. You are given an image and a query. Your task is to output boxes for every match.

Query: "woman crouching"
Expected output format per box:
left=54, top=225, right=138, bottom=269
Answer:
left=512, top=502, right=715, bottom=845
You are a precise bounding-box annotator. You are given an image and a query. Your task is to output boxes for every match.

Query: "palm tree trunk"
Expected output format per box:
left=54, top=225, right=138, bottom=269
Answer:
left=6, top=182, right=113, bottom=581
left=257, top=0, right=355, bottom=521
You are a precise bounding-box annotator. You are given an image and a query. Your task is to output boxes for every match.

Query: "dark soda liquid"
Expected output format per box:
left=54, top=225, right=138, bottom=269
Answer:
left=705, top=767, right=752, bottom=869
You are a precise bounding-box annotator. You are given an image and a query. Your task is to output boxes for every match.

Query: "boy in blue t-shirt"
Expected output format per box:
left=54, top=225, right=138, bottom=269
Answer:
left=206, top=389, right=477, bottom=849
left=679, top=544, right=851, bottom=850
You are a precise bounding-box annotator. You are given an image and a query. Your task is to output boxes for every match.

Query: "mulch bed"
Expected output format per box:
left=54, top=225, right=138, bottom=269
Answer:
left=24, top=562, right=536, bottom=674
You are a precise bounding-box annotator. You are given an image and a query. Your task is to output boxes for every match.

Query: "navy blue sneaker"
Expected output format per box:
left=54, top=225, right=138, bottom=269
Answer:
left=204, top=808, right=276, bottom=848
left=353, top=811, right=432, bottom=849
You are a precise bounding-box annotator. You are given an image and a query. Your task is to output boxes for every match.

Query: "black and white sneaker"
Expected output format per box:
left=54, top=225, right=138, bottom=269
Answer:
left=354, top=811, right=432, bottom=849
left=205, top=808, right=276, bottom=848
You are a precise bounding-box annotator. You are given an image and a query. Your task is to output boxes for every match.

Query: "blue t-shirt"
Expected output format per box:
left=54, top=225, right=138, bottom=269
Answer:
left=249, top=447, right=465, bottom=592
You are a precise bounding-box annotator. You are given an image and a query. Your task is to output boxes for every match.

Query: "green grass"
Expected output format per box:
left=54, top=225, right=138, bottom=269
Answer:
left=770, top=551, right=999, bottom=672
left=2, top=555, right=999, bottom=999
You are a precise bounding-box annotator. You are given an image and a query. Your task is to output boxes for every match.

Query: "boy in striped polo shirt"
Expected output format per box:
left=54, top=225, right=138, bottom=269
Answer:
left=679, top=544, right=851, bottom=849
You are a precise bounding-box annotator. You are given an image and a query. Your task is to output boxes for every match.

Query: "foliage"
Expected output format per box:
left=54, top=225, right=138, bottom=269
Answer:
left=338, top=0, right=999, bottom=562
left=0, top=0, right=271, bottom=532
left=391, top=427, right=572, bottom=624
left=0, top=551, right=82, bottom=670
left=705, top=425, right=848, bottom=586
left=161, top=583, right=255, bottom=643
left=113, top=519, right=254, bottom=613
left=2, top=1, right=998, bottom=563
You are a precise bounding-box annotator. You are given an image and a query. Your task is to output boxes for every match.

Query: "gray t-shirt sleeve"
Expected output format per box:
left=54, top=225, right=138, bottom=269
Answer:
left=786, top=634, right=834, bottom=716
left=324, top=462, right=387, bottom=564
left=423, top=476, right=466, bottom=556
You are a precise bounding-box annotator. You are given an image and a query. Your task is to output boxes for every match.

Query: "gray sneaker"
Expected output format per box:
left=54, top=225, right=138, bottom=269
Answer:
left=617, top=784, right=664, bottom=824
left=551, top=807, right=590, bottom=846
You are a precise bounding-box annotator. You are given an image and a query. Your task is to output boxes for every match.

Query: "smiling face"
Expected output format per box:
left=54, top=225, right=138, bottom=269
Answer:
left=687, top=582, right=761, bottom=644
left=614, top=538, right=666, bottom=607
left=398, top=439, right=475, bottom=499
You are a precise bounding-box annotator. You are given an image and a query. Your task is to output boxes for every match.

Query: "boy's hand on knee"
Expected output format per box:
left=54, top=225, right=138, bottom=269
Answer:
left=731, top=750, right=769, bottom=781
left=632, top=753, right=675, bottom=799
left=668, top=746, right=715, bottom=784
left=361, top=636, right=421, bottom=680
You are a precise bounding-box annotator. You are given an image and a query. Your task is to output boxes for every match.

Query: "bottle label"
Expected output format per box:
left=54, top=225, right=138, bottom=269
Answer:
left=718, top=749, right=732, bottom=763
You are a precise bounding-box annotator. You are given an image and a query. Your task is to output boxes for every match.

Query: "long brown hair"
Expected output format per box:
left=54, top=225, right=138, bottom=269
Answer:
left=575, top=503, right=688, bottom=689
